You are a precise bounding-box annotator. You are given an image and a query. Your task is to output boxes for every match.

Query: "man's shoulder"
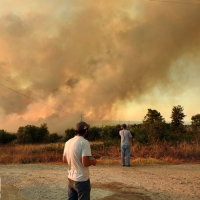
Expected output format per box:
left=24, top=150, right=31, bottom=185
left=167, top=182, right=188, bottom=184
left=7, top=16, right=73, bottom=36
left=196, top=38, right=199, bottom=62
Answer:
left=66, top=136, right=89, bottom=146
left=76, top=136, right=90, bottom=145
left=127, top=130, right=132, bottom=136
left=125, top=129, right=132, bottom=135
left=65, top=136, right=77, bottom=144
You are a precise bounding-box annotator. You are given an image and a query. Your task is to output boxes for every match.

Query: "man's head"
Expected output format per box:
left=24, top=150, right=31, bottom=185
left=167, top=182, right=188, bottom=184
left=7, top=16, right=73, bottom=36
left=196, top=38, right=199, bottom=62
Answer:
left=75, top=121, right=90, bottom=137
left=121, top=124, right=127, bottom=129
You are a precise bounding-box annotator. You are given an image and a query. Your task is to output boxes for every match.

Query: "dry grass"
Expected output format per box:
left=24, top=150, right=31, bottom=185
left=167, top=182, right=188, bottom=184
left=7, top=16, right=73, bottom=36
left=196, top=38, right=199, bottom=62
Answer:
left=0, top=141, right=199, bottom=165
left=0, top=143, right=64, bottom=164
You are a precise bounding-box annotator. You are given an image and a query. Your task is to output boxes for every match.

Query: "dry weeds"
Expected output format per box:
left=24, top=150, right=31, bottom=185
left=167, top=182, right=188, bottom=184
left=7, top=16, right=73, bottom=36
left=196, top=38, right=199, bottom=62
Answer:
left=0, top=141, right=199, bottom=165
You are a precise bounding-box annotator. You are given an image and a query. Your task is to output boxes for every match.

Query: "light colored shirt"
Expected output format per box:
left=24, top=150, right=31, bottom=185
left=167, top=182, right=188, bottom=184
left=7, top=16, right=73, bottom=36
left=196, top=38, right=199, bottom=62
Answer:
left=63, top=136, right=92, bottom=181
left=119, top=129, right=132, bottom=146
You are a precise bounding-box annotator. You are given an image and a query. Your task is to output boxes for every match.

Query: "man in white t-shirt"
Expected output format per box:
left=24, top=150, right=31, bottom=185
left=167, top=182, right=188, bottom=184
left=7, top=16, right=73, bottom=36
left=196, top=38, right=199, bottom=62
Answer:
left=119, top=124, right=133, bottom=166
left=63, top=121, right=97, bottom=200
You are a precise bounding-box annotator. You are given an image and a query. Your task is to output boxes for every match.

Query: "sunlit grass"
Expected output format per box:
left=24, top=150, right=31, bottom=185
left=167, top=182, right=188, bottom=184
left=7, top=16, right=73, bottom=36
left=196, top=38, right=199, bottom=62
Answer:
left=0, top=141, right=199, bottom=164
left=0, top=143, right=64, bottom=164
left=132, top=158, right=166, bottom=165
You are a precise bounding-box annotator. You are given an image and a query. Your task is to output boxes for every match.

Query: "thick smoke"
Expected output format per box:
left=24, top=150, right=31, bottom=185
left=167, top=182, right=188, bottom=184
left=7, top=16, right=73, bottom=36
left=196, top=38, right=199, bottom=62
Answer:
left=0, top=0, right=200, bottom=133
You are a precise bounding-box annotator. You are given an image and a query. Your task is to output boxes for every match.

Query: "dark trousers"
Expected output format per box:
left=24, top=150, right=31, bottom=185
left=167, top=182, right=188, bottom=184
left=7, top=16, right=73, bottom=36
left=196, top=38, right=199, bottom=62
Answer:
left=68, top=178, right=91, bottom=200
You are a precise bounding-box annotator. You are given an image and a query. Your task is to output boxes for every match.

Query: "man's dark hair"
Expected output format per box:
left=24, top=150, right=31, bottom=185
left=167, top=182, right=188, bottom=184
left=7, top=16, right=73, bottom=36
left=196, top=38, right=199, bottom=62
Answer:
left=75, top=121, right=90, bottom=135
left=121, top=124, right=127, bottom=128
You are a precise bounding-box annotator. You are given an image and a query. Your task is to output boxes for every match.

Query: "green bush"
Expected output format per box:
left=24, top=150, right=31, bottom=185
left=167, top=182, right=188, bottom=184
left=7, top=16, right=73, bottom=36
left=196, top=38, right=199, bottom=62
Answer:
left=64, top=128, right=75, bottom=141
left=17, top=124, right=49, bottom=144
left=101, top=126, right=120, bottom=140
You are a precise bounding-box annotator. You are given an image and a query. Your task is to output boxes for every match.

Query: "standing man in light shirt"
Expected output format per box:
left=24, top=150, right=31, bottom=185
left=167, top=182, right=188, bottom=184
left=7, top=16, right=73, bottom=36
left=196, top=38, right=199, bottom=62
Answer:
left=119, top=124, right=133, bottom=167
left=63, top=121, right=97, bottom=200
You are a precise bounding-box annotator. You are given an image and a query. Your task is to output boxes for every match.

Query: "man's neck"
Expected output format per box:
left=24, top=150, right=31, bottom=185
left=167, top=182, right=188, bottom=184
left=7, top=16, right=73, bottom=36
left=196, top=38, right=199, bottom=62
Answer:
left=77, top=134, right=85, bottom=138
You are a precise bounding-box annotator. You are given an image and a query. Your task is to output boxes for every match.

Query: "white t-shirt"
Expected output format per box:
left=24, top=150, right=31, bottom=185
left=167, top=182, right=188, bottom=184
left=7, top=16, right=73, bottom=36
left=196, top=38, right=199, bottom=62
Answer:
left=119, top=129, right=132, bottom=146
left=63, top=136, right=92, bottom=181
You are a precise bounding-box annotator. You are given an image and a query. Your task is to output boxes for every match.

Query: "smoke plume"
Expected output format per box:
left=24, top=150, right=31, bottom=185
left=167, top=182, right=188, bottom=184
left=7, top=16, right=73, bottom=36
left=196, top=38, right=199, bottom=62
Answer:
left=0, top=0, right=200, bottom=133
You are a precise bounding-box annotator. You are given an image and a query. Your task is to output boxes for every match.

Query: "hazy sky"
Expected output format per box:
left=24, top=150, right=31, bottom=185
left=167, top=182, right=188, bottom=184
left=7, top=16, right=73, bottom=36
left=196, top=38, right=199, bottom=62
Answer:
left=0, top=0, right=200, bottom=134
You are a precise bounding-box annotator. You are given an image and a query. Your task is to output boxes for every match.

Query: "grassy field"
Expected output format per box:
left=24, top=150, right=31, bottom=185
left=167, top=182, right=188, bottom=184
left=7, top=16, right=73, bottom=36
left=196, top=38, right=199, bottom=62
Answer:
left=0, top=141, right=200, bottom=164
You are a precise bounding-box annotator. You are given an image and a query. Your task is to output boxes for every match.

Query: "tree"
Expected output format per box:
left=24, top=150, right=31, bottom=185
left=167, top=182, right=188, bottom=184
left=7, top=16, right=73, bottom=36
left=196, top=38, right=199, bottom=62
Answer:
left=37, top=123, right=49, bottom=142
left=17, top=126, right=32, bottom=143
left=147, top=121, right=168, bottom=143
left=191, top=114, right=200, bottom=142
left=64, top=128, right=75, bottom=141
left=0, top=130, right=17, bottom=144
left=17, top=124, right=50, bottom=144
left=87, top=126, right=101, bottom=141
left=191, top=114, right=200, bottom=132
left=101, top=125, right=119, bottom=141
left=130, top=124, right=148, bottom=144
left=170, top=105, right=186, bottom=141
left=142, top=109, right=166, bottom=143
left=143, top=109, right=165, bottom=124
left=170, top=105, right=186, bottom=127
left=48, top=133, right=63, bottom=143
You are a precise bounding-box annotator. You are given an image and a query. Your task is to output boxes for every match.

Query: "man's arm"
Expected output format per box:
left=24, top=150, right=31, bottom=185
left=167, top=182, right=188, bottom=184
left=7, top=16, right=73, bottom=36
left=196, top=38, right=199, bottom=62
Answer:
left=119, top=131, right=122, bottom=137
left=82, top=156, right=97, bottom=167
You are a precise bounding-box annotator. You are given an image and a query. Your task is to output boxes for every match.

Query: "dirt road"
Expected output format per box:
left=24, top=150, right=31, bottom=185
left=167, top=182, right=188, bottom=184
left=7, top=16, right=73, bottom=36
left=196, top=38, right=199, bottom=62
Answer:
left=0, top=164, right=200, bottom=199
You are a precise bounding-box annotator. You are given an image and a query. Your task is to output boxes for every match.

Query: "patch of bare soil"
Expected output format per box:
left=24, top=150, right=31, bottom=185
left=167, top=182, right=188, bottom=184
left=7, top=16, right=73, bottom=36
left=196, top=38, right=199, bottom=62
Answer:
left=0, top=163, right=200, bottom=199
left=1, top=184, right=27, bottom=200
left=92, top=182, right=152, bottom=200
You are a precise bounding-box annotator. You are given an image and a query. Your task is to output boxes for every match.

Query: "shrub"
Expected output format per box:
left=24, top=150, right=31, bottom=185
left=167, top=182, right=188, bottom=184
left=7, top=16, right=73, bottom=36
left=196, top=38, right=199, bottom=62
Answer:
left=0, top=130, right=17, bottom=144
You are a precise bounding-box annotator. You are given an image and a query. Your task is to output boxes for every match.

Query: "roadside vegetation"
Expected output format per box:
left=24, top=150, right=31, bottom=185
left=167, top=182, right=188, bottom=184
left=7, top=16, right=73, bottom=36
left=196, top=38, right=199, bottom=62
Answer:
left=0, top=105, right=200, bottom=164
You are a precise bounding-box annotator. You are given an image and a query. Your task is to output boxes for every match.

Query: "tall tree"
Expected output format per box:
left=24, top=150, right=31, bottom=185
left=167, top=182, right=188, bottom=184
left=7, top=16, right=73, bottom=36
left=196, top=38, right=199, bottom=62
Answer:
left=143, top=109, right=165, bottom=124
left=143, top=109, right=166, bottom=143
left=170, top=105, right=186, bottom=127
left=169, top=105, right=186, bottom=142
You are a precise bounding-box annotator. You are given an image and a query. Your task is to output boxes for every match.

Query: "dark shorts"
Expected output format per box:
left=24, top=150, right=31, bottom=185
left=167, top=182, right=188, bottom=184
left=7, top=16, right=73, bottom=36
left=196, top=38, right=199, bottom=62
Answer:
left=68, top=178, right=91, bottom=200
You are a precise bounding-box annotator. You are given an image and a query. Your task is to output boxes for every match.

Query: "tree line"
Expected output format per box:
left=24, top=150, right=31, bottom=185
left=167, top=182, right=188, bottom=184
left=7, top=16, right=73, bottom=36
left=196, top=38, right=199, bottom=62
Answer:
left=0, top=105, right=200, bottom=145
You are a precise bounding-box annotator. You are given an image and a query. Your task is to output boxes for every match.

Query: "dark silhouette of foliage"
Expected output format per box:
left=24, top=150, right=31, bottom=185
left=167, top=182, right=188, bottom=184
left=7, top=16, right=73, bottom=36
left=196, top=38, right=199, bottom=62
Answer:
left=191, top=114, right=200, bottom=132
left=143, top=109, right=165, bottom=124
left=2, top=107, right=200, bottom=146
left=0, top=130, right=17, bottom=144
left=101, top=125, right=120, bottom=140
left=17, top=123, right=49, bottom=144
left=170, top=105, right=186, bottom=141
left=64, top=125, right=119, bottom=142
left=170, top=105, right=186, bottom=127
left=142, top=109, right=166, bottom=143
left=64, top=128, right=75, bottom=141
left=147, top=121, right=168, bottom=143
left=130, top=125, right=148, bottom=144
left=87, top=126, right=101, bottom=141
left=48, top=133, right=63, bottom=143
